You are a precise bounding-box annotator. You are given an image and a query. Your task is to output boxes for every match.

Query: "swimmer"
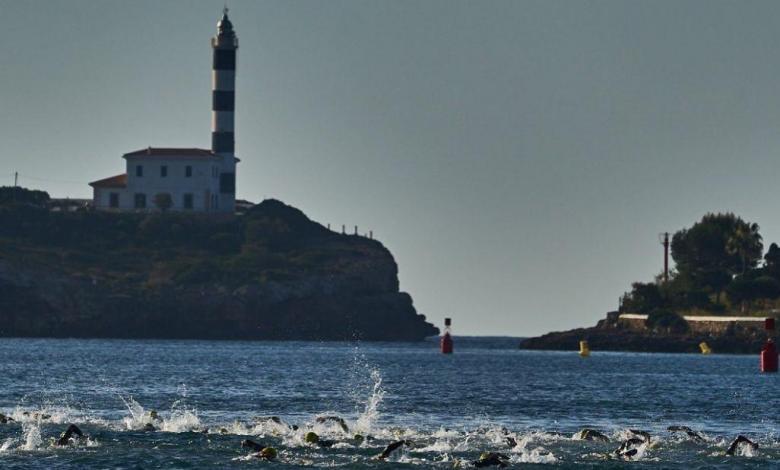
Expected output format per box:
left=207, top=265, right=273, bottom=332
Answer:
left=240, top=440, right=278, bottom=460
left=614, top=437, right=645, bottom=460
left=255, top=415, right=297, bottom=431
left=56, top=424, right=85, bottom=446
left=353, top=433, right=374, bottom=444
left=376, top=440, right=412, bottom=460
left=499, top=428, right=518, bottom=448
left=315, top=416, right=349, bottom=433
left=667, top=425, right=704, bottom=442
left=628, top=429, right=651, bottom=441
left=241, top=439, right=266, bottom=452
left=573, top=429, right=610, bottom=442
left=304, top=431, right=336, bottom=448
left=22, top=411, right=51, bottom=421
left=725, top=435, right=758, bottom=456
left=473, top=452, right=510, bottom=468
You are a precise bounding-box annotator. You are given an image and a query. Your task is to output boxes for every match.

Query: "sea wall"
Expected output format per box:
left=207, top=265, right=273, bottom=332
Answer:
left=520, top=310, right=771, bottom=354
left=617, top=313, right=767, bottom=335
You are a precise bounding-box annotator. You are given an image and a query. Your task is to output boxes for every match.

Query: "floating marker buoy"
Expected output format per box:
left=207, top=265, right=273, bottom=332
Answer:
left=441, top=318, right=453, bottom=354
left=761, top=318, right=777, bottom=373
left=699, top=342, right=711, bottom=355
left=579, top=340, right=590, bottom=357
left=761, top=340, right=778, bottom=373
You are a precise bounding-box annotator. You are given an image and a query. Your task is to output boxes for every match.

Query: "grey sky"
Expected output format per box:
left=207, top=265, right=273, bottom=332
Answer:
left=2, top=0, right=780, bottom=336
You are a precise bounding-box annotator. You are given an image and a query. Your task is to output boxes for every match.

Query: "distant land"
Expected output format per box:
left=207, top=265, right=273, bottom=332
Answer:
left=0, top=187, right=438, bottom=341
left=521, top=212, right=780, bottom=354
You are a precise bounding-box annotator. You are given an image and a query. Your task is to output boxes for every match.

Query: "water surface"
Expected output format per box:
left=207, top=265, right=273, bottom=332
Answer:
left=0, top=337, right=777, bottom=468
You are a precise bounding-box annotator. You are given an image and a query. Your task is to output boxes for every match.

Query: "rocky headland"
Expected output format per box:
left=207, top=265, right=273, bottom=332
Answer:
left=0, top=194, right=438, bottom=341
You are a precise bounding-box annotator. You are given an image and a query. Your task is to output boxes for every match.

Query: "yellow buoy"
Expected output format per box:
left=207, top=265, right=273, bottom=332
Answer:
left=699, top=342, right=711, bottom=355
left=579, top=340, right=590, bottom=357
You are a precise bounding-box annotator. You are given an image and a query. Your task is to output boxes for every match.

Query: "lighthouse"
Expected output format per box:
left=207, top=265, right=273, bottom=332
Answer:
left=89, top=9, right=242, bottom=213
left=211, top=7, right=239, bottom=212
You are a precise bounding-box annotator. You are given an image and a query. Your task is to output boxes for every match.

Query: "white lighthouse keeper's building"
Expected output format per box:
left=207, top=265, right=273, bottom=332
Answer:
left=90, top=9, right=240, bottom=213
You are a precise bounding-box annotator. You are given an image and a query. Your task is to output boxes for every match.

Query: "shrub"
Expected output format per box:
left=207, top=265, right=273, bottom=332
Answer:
left=645, top=309, right=689, bottom=334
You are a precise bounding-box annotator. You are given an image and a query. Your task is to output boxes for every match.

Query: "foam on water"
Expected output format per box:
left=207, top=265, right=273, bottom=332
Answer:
left=510, top=434, right=558, bottom=463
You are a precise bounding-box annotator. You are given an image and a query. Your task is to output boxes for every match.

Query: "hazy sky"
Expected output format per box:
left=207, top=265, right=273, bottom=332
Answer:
left=3, top=1, right=780, bottom=336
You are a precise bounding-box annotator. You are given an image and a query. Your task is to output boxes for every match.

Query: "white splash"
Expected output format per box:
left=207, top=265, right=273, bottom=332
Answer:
left=21, top=423, right=42, bottom=451
left=0, top=438, right=17, bottom=453
left=354, top=369, right=385, bottom=434
left=510, top=435, right=558, bottom=464
left=161, top=400, right=201, bottom=433
left=119, top=395, right=154, bottom=430
left=250, top=417, right=294, bottom=436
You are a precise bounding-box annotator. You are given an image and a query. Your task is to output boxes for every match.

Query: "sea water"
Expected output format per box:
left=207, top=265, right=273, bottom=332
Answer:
left=0, top=337, right=777, bottom=468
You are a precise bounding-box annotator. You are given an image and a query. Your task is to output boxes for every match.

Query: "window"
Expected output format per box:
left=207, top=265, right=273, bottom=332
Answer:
left=134, top=193, right=146, bottom=209
left=136, top=165, right=143, bottom=177
left=183, top=193, right=194, bottom=210
left=219, top=172, right=235, bottom=193
left=185, top=166, right=192, bottom=177
left=160, top=165, right=168, bottom=178
left=109, top=193, right=119, bottom=208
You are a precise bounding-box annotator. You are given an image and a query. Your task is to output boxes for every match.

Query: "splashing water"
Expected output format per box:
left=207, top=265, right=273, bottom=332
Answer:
left=119, top=395, right=150, bottom=430
left=511, top=435, right=558, bottom=464
left=21, top=423, right=42, bottom=451
left=354, top=368, right=384, bottom=434
left=0, top=438, right=17, bottom=453
left=161, top=399, right=201, bottom=433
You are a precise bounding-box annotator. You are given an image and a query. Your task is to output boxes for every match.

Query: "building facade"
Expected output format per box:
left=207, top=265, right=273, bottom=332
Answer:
left=90, top=9, right=239, bottom=213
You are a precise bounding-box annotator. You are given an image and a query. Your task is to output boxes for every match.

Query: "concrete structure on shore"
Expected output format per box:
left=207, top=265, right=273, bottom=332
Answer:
left=89, top=9, right=240, bottom=213
left=617, top=313, right=768, bottom=335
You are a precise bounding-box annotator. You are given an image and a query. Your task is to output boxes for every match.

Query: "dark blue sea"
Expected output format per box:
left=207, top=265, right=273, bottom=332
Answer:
left=0, top=337, right=778, bottom=468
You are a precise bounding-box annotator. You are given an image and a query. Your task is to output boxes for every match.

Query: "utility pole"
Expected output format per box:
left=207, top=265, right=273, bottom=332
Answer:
left=659, top=232, right=670, bottom=283
left=14, top=172, right=18, bottom=187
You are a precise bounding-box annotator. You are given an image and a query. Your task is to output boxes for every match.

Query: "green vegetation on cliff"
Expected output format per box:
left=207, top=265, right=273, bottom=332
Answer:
left=0, top=187, right=438, bottom=341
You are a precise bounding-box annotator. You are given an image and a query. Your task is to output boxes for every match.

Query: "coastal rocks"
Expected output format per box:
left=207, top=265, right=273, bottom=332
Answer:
left=520, top=312, right=767, bottom=354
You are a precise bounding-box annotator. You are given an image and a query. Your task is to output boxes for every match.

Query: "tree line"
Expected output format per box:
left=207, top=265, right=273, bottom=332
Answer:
left=622, top=213, right=780, bottom=315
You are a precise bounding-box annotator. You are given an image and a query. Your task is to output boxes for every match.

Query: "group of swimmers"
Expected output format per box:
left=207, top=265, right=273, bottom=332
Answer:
left=574, top=426, right=759, bottom=460
left=0, top=412, right=762, bottom=466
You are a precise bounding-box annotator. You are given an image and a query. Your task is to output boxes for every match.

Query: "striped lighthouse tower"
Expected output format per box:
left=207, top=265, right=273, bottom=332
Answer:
left=211, top=7, right=238, bottom=212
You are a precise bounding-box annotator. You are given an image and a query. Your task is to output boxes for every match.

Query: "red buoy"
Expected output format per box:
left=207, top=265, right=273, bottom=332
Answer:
left=761, top=318, right=778, bottom=373
left=761, top=339, right=778, bottom=373
left=441, top=332, right=453, bottom=354
left=440, top=317, right=453, bottom=354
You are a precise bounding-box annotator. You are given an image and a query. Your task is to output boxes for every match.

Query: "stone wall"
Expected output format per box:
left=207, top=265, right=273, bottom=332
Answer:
left=617, top=313, right=768, bottom=335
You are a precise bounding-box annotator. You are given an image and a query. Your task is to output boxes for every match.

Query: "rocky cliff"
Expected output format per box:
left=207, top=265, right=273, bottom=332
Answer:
left=0, top=199, right=438, bottom=341
left=519, top=312, right=769, bottom=354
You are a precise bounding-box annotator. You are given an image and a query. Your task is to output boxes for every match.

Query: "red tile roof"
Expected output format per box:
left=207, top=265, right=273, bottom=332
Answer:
left=122, top=147, right=218, bottom=159
left=89, top=174, right=127, bottom=188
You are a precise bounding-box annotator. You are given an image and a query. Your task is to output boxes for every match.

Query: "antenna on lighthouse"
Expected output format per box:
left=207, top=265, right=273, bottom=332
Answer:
left=658, top=232, right=670, bottom=283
